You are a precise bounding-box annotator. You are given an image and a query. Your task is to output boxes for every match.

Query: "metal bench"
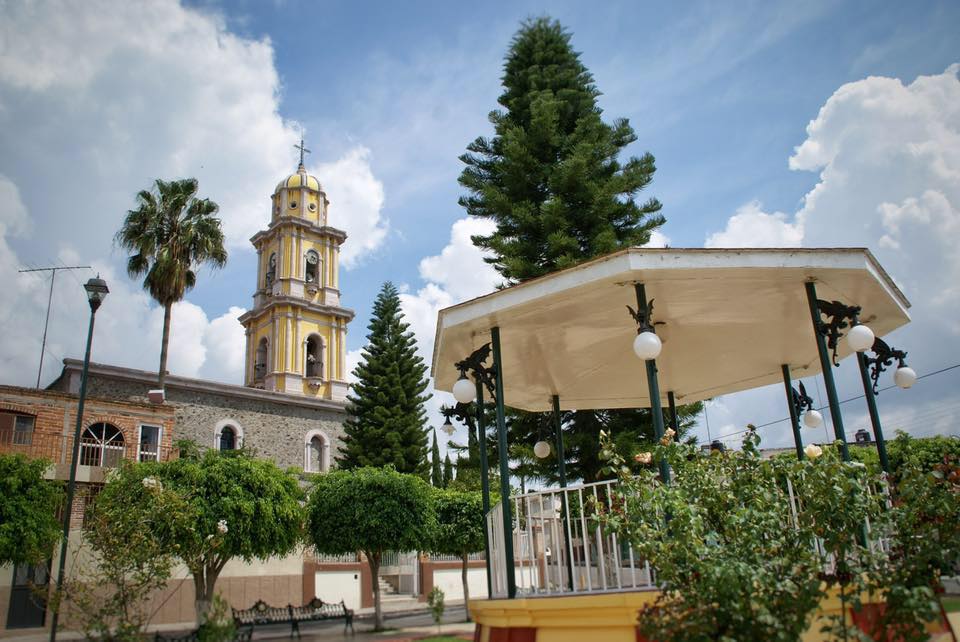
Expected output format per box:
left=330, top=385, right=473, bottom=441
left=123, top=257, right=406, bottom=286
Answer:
left=232, top=598, right=354, bottom=637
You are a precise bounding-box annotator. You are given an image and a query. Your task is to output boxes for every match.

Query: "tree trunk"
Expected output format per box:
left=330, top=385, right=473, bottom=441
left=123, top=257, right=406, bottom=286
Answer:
left=192, top=562, right=222, bottom=625
left=158, top=301, right=172, bottom=389
left=461, top=553, right=471, bottom=622
left=367, top=551, right=383, bottom=631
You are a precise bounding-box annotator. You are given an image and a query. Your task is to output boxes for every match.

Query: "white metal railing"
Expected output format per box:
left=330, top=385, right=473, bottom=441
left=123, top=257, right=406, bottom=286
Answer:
left=430, top=552, right=485, bottom=563
left=487, top=478, right=656, bottom=598
left=487, top=474, right=887, bottom=599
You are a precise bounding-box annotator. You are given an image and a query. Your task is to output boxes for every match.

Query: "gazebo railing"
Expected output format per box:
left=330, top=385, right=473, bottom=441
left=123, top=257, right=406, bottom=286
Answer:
left=487, top=478, right=656, bottom=598
left=488, top=474, right=888, bottom=599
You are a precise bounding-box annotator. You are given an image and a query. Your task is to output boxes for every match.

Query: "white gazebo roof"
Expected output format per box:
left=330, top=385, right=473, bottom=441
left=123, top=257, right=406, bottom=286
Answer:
left=431, top=248, right=910, bottom=412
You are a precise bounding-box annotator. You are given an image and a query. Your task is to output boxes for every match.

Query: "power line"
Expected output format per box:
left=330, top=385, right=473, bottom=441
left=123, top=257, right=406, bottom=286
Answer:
left=18, top=264, right=92, bottom=387
left=711, top=362, right=960, bottom=442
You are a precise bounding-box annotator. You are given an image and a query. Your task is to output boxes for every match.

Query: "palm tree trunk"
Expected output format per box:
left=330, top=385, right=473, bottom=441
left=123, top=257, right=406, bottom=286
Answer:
left=158, top=301, right=172, bottom=389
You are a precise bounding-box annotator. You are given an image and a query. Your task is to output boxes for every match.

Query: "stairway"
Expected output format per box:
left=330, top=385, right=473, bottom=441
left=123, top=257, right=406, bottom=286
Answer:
left=375, top=577, right=422, bottom=612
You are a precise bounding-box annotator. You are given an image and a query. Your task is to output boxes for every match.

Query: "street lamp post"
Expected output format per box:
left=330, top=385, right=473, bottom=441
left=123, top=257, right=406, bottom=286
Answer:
left=49, top=276, right=108, bottom=642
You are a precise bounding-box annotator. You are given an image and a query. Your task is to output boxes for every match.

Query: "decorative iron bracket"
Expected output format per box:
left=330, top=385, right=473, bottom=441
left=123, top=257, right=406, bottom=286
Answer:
left=864, top=337, right=908, bottom=395
left=454, top=343, right=496, bottom=399
left=626, top=298, right=655, bottom=334
left=441, top=402, right=476, bottom=430
left=815, top=299, right=861, bottom=366
left=791, top=381, right=814, bottom=417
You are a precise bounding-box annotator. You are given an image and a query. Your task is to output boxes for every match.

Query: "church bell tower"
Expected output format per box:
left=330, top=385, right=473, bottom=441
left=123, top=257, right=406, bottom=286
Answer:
left=239, top=141, right=354, bottom=401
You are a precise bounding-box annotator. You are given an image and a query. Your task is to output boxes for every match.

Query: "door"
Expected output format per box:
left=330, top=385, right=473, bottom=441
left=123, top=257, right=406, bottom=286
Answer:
left=6, top=562, right=48, bottom=629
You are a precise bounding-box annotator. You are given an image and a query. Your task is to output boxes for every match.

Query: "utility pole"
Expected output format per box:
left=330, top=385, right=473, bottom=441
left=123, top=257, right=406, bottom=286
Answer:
left=19, top=265, right=91, bottom=387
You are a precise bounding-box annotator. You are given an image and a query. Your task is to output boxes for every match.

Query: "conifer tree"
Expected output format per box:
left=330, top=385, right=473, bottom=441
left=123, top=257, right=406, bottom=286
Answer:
left=431, top=430, right=443, bottom=487
left=459, top=17, right=665, bottom=282
left=338, top=282, right=431, bottom=474
left=459, top=18, right=700, bottom=481
left=443, top=453, right=454, bottom=488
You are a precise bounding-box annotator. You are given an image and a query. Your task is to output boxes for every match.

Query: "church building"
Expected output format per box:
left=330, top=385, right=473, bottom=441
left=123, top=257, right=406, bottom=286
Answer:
left=1, top=152, right=361, bottom=632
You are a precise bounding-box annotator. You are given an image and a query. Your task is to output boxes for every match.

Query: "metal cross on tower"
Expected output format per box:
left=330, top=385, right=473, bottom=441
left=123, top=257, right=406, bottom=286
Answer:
left=294, top=138, right=311, bottom=168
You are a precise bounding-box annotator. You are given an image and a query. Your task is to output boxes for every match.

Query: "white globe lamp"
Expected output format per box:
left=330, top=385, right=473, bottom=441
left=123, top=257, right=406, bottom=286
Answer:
left=894, top=366, right=917, bottom=389
left=452, top=375, right=476, bottom=404
left=533, top=440, right=551, bottom=459
left=803, top=409, right=823, bottom=429
left=846, top=324, right=875, bottom=352
left=633, top=331, right=662, bottom=360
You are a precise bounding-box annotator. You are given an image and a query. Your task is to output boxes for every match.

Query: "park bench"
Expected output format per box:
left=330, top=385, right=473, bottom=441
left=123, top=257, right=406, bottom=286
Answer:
left=232, top=598, right=354, bottom=637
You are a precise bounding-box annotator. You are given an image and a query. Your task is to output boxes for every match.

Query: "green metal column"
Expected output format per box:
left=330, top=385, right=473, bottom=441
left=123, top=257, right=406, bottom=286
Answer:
left=476, top=378, right=493, bottom=597
left=635, top=283, right=671, bottom=484
left=490, top=326, right=516, bottom=598
left=781, top=365, right=805, bottom=460
left=804, top=282, right=850, bottom=461
left=856, top=352, right=891, bottom=473
left=667, top=391, right=679, bottom=436
left=552, top=394, right=574, bottom=591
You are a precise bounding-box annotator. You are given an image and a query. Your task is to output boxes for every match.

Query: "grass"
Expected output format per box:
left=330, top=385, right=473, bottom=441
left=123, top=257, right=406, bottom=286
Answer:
left=942, top=596, right=960, bottom=613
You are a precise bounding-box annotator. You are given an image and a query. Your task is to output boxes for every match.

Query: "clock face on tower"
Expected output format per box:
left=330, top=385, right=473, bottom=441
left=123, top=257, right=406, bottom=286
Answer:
left=237, top=149, right=354, bottom=402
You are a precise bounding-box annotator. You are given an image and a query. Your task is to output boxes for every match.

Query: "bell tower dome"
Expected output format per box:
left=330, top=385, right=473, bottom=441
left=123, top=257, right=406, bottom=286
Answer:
left=239, top=140, right=355, bottom=401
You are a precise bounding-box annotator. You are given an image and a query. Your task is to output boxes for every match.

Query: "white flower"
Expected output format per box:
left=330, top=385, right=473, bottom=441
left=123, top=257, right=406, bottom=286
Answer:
left=141, top=476, right=162, bottom=491
left=664, top=428, right=676, bottom=440
left=217, top=519, right=228, bottom=534
left=634, top=452, right=653, bottom=465
left=804, top=444, right=823, bottom=460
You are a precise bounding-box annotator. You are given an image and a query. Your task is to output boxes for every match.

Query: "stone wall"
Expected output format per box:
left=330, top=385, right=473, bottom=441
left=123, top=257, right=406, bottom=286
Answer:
left=54, top=370, right=347, bottom=471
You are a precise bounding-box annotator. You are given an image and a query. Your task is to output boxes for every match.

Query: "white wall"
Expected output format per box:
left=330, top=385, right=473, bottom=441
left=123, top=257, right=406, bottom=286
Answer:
left=432, top=567, right=487, bottom=601
left=314, top=570, right=362, bottom=612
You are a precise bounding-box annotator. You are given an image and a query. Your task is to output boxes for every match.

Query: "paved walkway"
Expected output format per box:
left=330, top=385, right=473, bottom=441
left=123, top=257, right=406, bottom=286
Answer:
left=1, top=607, right=474, bottom=642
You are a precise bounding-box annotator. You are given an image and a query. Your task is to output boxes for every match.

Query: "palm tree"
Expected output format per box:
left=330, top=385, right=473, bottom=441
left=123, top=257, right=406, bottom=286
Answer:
left=116, top=178, right=227, bottom=390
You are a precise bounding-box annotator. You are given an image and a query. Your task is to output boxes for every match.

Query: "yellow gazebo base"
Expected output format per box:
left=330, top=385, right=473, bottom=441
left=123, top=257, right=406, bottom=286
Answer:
left=468, top=590, right=957, bottom=642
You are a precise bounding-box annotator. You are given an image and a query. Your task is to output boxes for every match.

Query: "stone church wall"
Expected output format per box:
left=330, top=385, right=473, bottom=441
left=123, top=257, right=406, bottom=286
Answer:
left=50, top=366, right=347, bottom=471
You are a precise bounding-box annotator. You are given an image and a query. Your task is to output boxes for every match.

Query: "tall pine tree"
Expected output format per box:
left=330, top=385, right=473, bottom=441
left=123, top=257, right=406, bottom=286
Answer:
left=338, top=282, right=431, bottom=474
left=431, top=430, right=442, bottom=487
left=458, top=17, right=700, bottom=481
left=442, top=454, right=454, bottom=488
left=459, top=17, right=665, bottom=283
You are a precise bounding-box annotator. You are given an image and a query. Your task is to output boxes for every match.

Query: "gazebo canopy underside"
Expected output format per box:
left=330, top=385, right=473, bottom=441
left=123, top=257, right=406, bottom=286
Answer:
left=432, top=248, right=910, bottom=412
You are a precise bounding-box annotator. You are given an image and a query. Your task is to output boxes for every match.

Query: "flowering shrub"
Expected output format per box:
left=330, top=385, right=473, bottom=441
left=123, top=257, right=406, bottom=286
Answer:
left=597, top=428, right=883, bottom=641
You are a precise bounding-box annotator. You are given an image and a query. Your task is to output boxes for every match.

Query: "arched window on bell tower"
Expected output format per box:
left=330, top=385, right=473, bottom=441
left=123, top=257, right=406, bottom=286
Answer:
left=305, top=334, right=324, bottom=379
left=265, top=252, right=277, bottom=288
left=304, top=250, right=320, bottom=286
left=254, top=338, right=269, bottom=382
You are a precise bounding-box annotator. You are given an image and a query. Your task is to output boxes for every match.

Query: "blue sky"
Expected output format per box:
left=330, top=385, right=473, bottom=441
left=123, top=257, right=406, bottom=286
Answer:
left=1, top=0, right=958, bottom=453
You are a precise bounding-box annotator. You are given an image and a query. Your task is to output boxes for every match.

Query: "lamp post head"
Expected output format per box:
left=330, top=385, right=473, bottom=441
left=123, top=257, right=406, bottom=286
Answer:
left=452, top=374, right=476, bottom=404
left=84, top=275, right=109, bottom=311
left=846, top=323, right=875, bottom=352
left=894, top=365, right=917, bottom=389
left=441, top=416, right=455, bottom=436
left=533, top=440, right=551, bottom=459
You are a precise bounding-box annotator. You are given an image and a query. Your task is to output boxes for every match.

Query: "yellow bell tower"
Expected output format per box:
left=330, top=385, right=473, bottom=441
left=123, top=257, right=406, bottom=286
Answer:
left=239, top=141, right=354, bottom=401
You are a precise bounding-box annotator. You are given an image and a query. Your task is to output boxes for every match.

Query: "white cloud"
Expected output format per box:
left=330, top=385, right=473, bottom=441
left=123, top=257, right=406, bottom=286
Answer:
left=201, top=306, right=248, bottom=384
left=311, top=147, right=388, bottom=268
left=700, top=64, right=960, bottom=448
left=0, top=0, right=387, bottom=264
left=397, top=217, right=499, bottom=455
left=704, top=200, right=803, bottom=248
left=0, top=176, right=30, bottom=238
left=643, top=230, right=672, bottom=248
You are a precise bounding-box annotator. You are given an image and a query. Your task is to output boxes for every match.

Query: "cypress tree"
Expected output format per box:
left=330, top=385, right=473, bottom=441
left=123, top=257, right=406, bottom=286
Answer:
left=431, top=430, right=442, bottom=487
left=338, top=282, right=431, bottom=474
left=459, top=18, right=700, bottom=481
left=443, top=453, right=454, bottom=488
left=459, top=17, right=665, bottom=283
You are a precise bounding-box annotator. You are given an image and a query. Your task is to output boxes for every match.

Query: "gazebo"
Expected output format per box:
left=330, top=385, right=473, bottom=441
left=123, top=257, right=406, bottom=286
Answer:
left=431, top=247, right=915, bottom=640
